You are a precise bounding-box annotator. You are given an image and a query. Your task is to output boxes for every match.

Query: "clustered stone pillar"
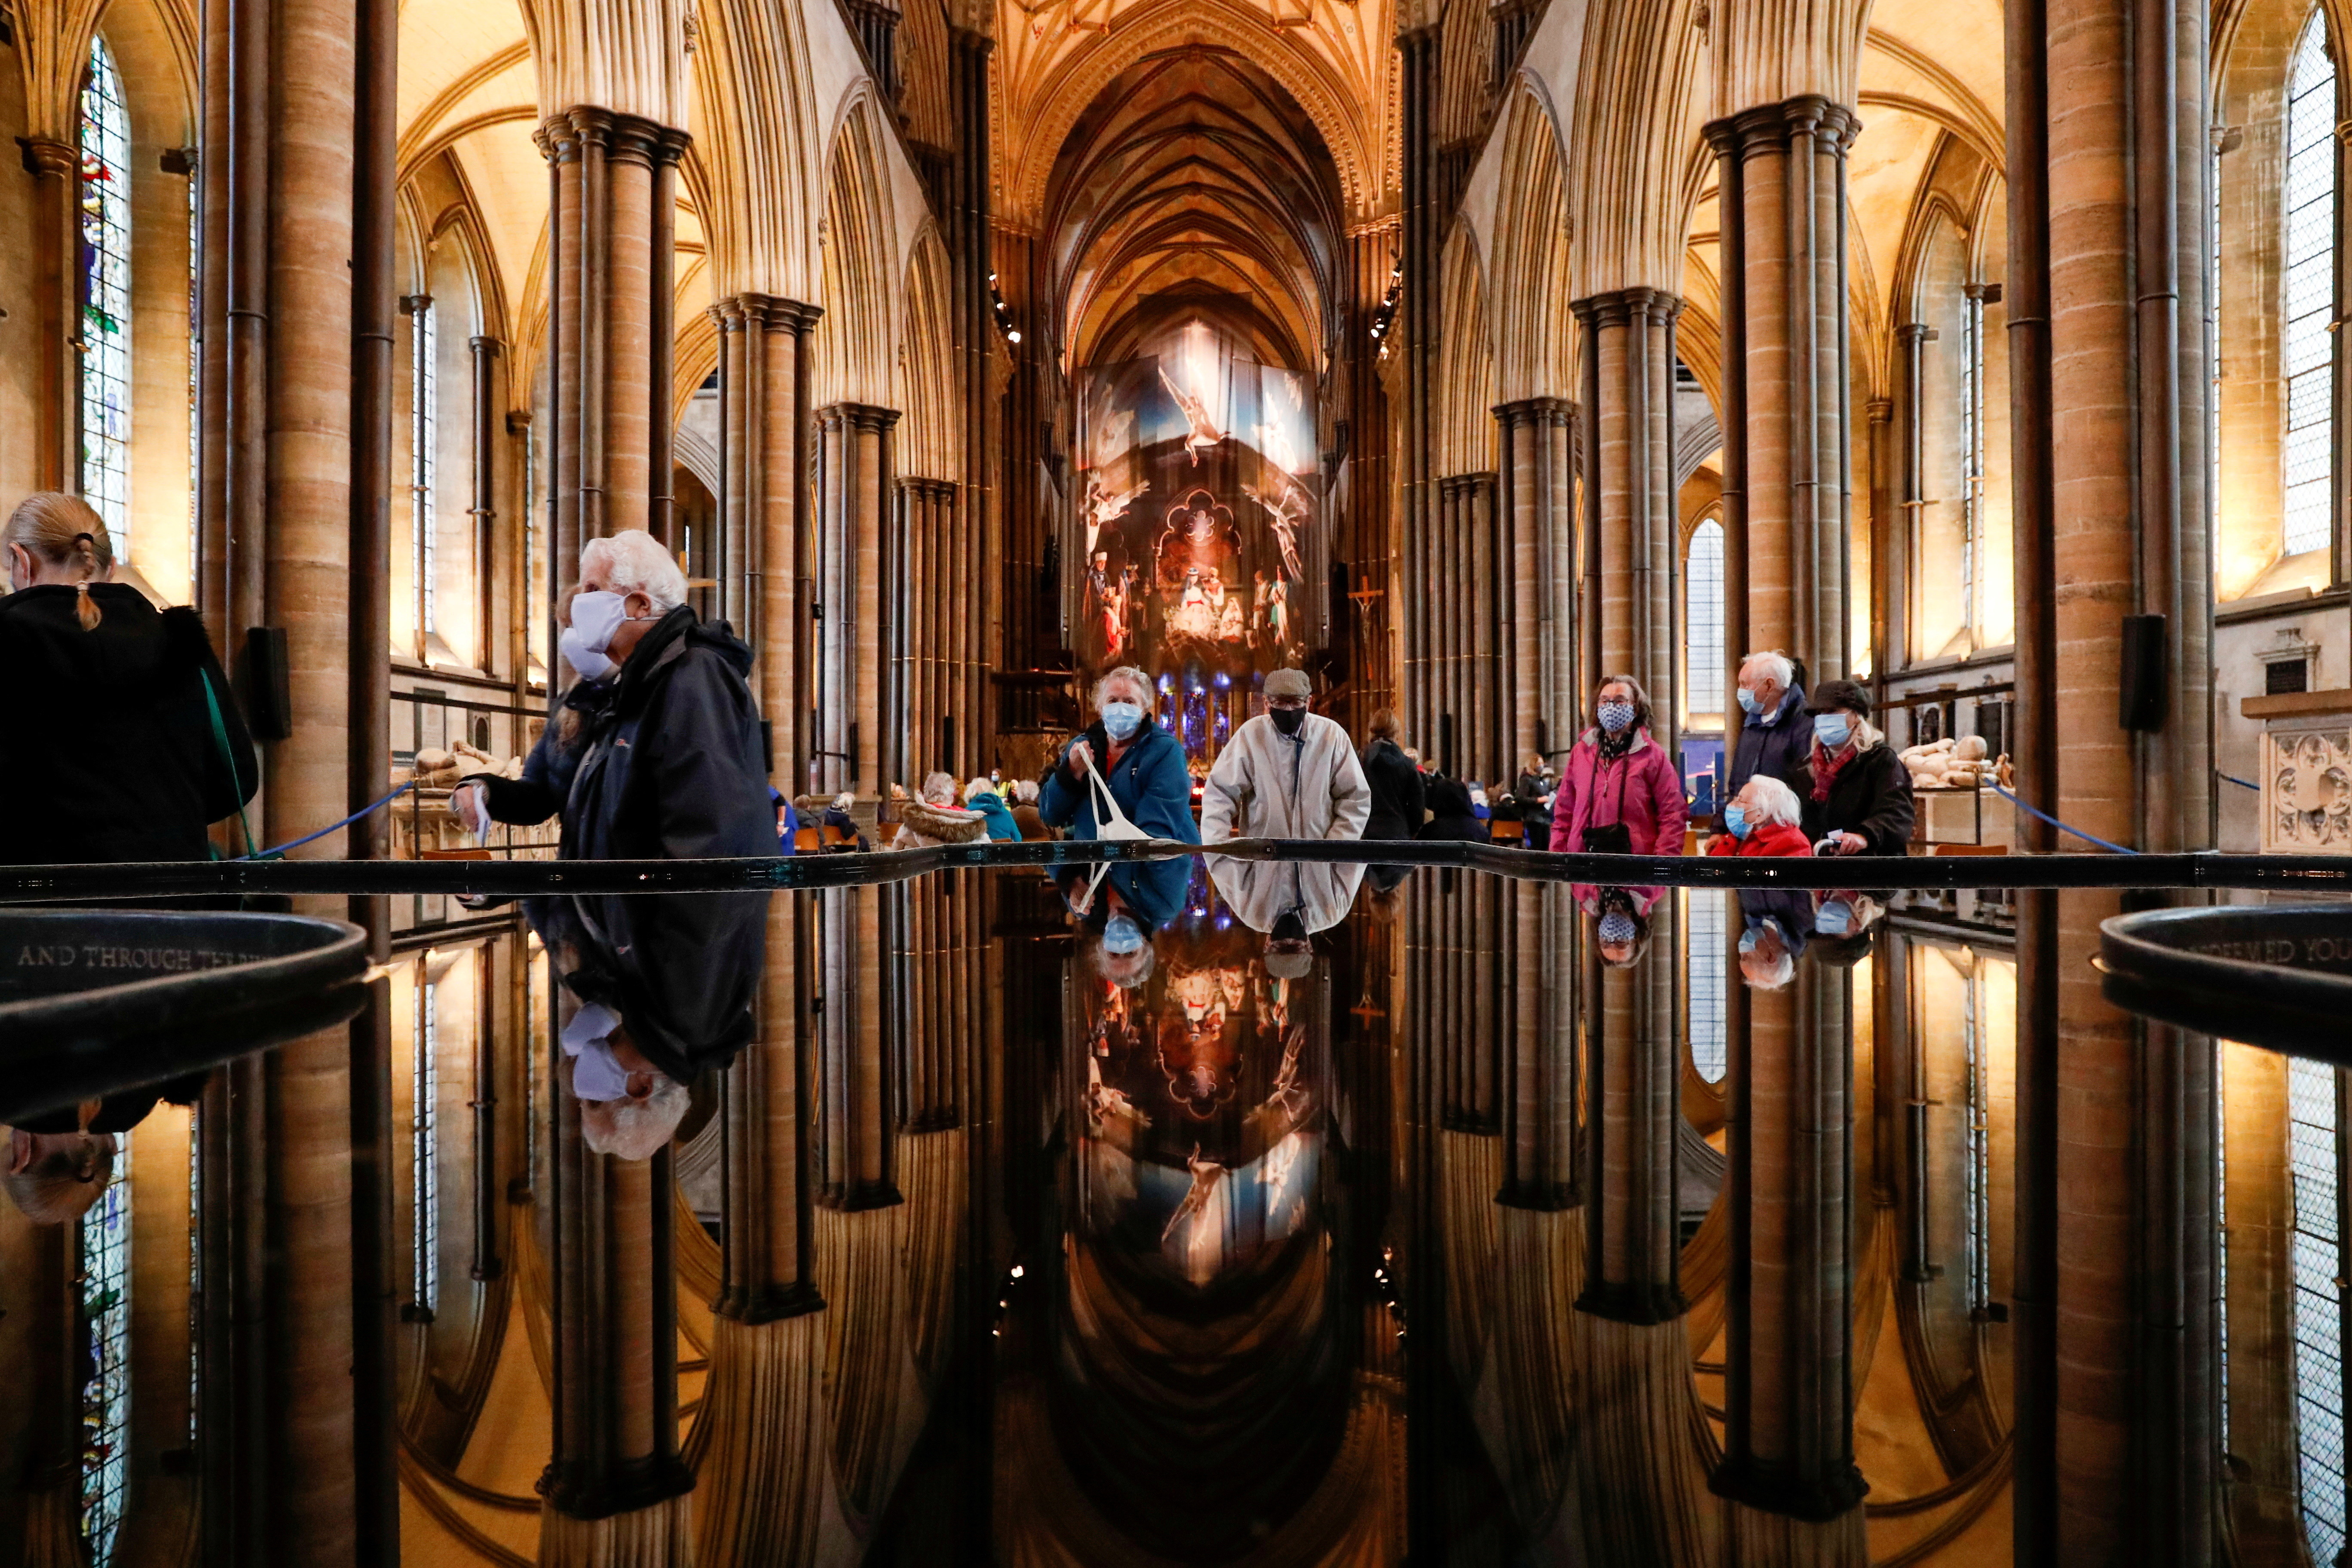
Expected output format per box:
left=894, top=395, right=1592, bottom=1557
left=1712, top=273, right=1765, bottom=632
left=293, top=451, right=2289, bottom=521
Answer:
left=537, top=107, right=692, bottom=568
left=889, top=472, right=974, bottom=1137
left=695, top=291, right=829, bottom=1568
left=182, top=0, right=396, bottom=1554
left=1492, top=398, right=1578, bottom=1216
left=532, top=95, right=695, bottom=1567
left=812, top=403, right=898, bottom=795
left=807, top=403, right=902, bottom=1218
left=20, top=134, right=75, bottom=490
left=1703, top=93, right=1869, bottom=1556
left=2009, top=0, right=2217, bottom=1551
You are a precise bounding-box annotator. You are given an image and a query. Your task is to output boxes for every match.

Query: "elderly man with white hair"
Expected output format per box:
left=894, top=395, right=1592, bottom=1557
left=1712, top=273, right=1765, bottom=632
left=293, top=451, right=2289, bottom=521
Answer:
left=456, top=528, right=775, bottom=1158
left=1722, top=649, right=1810, bottom=817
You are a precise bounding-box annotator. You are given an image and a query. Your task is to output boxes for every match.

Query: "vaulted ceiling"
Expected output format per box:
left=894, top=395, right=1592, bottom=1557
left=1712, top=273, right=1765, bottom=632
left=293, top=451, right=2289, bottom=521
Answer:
left=1044, top=46, right=1346, bottom=373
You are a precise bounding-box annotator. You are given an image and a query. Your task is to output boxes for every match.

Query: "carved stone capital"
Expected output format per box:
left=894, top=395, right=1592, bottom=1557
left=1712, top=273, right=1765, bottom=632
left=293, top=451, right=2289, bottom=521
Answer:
left=819, top=401, right=903, bottom=434
left=16, top=135, right=74, bottom=178
left=1701, top=93, right=1861, bottom=163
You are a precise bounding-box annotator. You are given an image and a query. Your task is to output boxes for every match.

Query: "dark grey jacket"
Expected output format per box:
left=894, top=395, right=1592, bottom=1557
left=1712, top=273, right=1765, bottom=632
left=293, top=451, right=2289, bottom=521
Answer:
left=490, top=606, right=774, bottom=1085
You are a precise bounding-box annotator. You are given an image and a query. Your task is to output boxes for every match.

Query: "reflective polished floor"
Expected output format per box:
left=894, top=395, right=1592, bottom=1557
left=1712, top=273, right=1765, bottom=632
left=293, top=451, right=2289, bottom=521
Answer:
left=3, top=856, right=2342, bottom=1565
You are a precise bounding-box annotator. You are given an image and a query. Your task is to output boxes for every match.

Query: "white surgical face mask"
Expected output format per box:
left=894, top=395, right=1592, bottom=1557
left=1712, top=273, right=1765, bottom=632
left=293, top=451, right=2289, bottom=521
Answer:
left=1101, top=700, right=1144, bottom=740
left=561, top=1002, right=631, bottom=1101
left=561, top=590, right=630, bottom=682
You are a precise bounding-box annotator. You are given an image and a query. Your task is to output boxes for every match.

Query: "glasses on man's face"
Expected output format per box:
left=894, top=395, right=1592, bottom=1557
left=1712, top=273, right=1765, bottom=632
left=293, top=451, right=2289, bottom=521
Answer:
left=1268, top=697, right=1308, bottom=710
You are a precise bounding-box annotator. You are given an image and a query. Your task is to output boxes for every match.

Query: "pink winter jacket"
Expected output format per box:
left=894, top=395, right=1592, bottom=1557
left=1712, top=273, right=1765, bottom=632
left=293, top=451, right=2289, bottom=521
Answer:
left=1545, top=729, right=1690, bottom=856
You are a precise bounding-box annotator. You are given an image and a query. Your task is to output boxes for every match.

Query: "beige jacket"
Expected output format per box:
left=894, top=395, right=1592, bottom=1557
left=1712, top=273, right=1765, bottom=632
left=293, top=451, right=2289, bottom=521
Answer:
left=1200, top=712, right=1373, bottom=843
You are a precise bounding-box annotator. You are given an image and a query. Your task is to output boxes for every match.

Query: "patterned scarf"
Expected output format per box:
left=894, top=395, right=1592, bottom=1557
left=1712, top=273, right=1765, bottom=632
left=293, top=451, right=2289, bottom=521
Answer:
left=1808, top=737, right=1856, bottom=804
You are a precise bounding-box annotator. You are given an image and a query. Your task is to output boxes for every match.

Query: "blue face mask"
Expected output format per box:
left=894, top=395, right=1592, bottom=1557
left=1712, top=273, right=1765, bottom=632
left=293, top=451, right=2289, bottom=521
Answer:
left=1816, top=899, right=1853, bottom=935
left=1813, top=713, right=1853, bottom=750
left=1102, top=913, right=1144, bottom=955
left=1598, top=910, right=1638, bottom=945
left=1736, top=686, right=1761, bottom=717
left=1737, top=926, right=1761, bottom=954
left=1597, top=700, right=1636, bottom=735
left=1724, top=802, right=1752, bottom=838
left=1100, top=701, right=1144, bottom=741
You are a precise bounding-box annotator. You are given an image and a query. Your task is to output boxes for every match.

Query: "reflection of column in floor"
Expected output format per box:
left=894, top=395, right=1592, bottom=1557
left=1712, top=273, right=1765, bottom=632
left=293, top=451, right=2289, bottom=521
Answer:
left=695, top=884, right=826, bottom=1566
left=2010, top=0, right=2218, bottom=1544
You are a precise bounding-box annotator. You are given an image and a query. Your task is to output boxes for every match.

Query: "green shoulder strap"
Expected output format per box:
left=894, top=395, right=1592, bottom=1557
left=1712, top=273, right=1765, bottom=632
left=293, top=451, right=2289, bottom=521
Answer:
left=200, top=671, right=260, bottom=859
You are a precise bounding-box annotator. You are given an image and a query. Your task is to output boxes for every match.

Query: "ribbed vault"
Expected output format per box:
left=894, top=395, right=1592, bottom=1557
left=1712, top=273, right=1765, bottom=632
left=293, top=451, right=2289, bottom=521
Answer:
left=1045, top=46, right=1343, bottom=374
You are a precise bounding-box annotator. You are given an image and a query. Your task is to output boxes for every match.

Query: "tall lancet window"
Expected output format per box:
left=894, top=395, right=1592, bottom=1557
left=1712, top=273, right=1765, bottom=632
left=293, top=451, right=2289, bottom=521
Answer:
left=412, top=976, right=440, bottom=1314
left=2290, top=1057, right=2346, bottom=1562
left=1684, top=518, right=1725, bottom=721
left=78, top=36, right=132, bottom=546
left=409, top=296, right=439, bottom=646
left=80, top=1133, right=132, bottom=1566
left=2283, top=15, right=2337, bottom=558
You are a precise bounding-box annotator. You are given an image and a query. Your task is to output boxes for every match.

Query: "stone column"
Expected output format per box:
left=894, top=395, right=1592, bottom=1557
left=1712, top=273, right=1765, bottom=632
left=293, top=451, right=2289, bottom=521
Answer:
left=537, top=107, right=692, bottom=564
left=21, top=135, right=75, bottom=490
left=1705, top=98, right=1858, bottom=681
left=1492, top=400, right=1577, bottom=1222
left=710, top=293, right=820, bottom=766
left=1703, top=94, right=1869, bottom=1553
left=1573, top=289, right=1681, bottom=693
left=2011, top=0, right=2218, bottom=1552
left=812, top=403, right=899, bottom=795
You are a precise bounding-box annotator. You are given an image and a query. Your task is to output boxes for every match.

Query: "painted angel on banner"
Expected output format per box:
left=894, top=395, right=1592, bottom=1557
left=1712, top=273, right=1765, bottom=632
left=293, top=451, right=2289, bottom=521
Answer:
left=1243, top=478, right=1310, bottom=583
left=1158, top=364, right=1226, bottom=466
left=1084, top=476, right=1147, bottom=559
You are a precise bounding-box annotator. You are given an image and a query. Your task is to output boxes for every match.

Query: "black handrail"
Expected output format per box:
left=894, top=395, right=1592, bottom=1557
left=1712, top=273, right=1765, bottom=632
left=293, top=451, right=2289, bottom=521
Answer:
left=3, top=839, right=2348, bottom=900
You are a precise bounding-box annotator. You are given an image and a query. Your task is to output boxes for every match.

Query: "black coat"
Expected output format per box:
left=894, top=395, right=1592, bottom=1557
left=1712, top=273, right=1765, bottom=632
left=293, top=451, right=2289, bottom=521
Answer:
left=508, top=606, right=776, bottom=1085
left=1362, top=738, right=1426, bottom=840
left=1779, top=741, right=1915, bottom=855
left=0, top=585, right=257, bottom=865
left=1415, top=778, right=1487, bottom=842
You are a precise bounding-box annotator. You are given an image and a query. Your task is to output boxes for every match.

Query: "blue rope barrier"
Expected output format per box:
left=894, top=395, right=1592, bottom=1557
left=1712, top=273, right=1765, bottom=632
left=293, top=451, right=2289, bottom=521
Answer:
left=1985, top=782, right=2140, bottom=855
left=2218, top=772, right=2261, bottom=791
left=244, top=781, right=416, bottom=861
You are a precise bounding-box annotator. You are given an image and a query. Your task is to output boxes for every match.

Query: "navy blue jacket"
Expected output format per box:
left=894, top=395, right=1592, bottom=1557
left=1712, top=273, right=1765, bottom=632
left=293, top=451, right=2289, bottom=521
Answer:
left=1038, top=719, right=1201, bottom=843
left=1726, top=686, right=1810, bottom=804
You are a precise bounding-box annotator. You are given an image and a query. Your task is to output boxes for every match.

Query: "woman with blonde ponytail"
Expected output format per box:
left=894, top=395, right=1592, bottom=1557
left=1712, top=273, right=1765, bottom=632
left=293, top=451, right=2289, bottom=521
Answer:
left=0, top=491, right=257, bottom=864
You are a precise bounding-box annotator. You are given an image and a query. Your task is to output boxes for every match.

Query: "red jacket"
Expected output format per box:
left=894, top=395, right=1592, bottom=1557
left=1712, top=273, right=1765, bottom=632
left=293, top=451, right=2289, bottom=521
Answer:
left=1705, top=819, right=1815, bottom=858
left=1546, top=729, right=1689, bottom=855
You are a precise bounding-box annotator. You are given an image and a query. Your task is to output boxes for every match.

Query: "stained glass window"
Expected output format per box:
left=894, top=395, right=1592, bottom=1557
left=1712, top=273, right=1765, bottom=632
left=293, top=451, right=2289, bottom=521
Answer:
left=78, top=36, right=132, bottom=551
left=80, top=1133, right=131, bottom=1567
left=1684, top=518, right=1725, bottom=719
left=2283, top=16, right=2337, bottom=558
left=2290, top=1056, right=2345, bottom=1563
